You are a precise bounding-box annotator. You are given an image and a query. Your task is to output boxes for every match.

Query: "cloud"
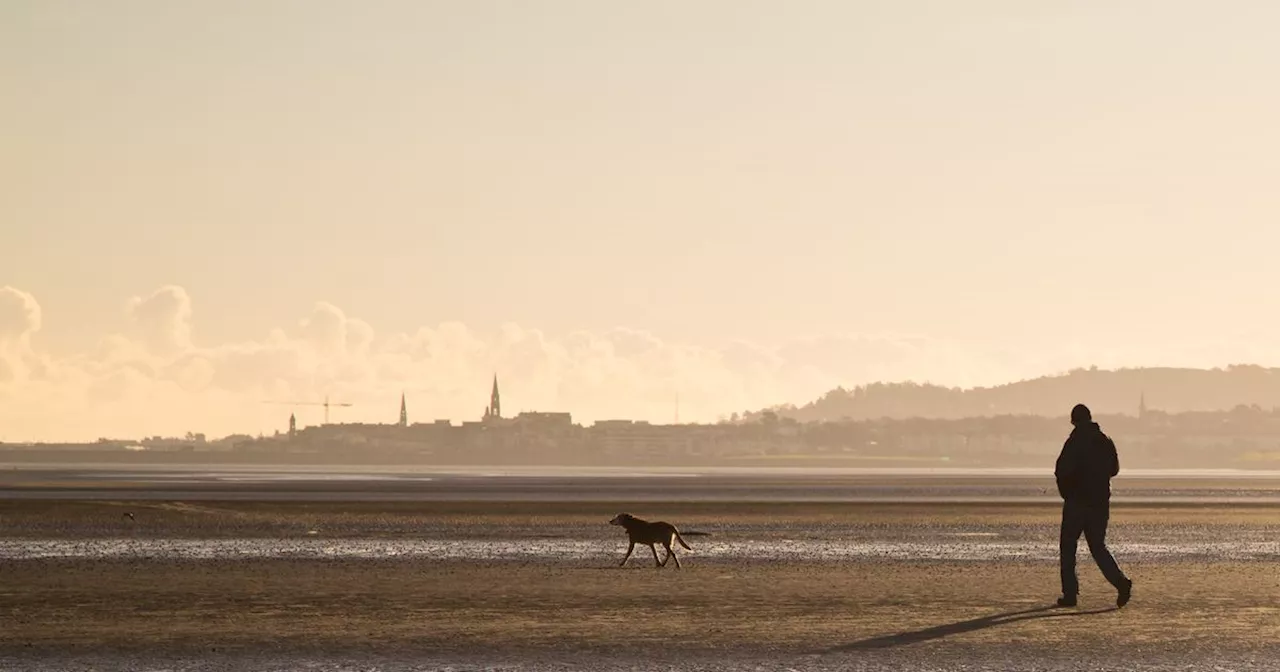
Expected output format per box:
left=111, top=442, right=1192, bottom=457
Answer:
left=0, top=286, right=42, bottom=344
left=4, top=283, right=1280, bottom=442
left=127, top=285, right=193, bottom=356
left=0, top=287, right=45, bottom=386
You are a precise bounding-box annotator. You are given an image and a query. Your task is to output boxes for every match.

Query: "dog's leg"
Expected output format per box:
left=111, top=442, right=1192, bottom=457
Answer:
left=619, top=541, right=635, bottom=567
left=664, top=540, right=682, bottom=569
left=649, top=544, right=662, bottom=568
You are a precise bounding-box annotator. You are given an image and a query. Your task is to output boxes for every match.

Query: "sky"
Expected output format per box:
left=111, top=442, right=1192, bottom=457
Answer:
left=4, top=1, right=1280, bottom=440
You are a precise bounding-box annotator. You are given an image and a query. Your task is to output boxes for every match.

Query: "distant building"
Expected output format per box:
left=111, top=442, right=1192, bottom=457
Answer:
left=593, top=420, right=637, bottom=429
left=288, top=413, right=297, bottom=438
left=483, top=374, right=502, bottom=421
left=399, top=393, right=408, bottom=427
left=514, top=411, right=573, bottom=428
left=589, top=419, right=689, bottom=455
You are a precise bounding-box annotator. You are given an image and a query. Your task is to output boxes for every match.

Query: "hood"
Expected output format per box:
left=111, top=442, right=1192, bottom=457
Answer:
left=1072, top=421, right=1102, bottom=435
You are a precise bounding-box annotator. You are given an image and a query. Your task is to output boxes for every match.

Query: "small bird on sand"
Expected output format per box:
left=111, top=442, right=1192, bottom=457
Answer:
left=122, top=512, right=135, bottom=521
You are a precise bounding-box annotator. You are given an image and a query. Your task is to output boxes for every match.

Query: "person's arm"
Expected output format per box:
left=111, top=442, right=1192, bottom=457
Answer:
left=1054, top=439, right=1076, bottom=498
left=1107, top=436, right=1119, bottom=478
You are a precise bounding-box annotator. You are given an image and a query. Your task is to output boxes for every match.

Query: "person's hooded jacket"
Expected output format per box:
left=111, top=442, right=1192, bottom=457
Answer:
left=1054, top=421, right=1119, bottom=502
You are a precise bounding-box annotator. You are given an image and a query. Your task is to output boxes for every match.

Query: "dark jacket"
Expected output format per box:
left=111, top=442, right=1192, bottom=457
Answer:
left=1054, top=421, right=1119, bottom=502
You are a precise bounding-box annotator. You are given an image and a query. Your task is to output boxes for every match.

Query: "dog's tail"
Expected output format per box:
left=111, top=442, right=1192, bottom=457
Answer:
left=674, top=528, right=712, bottom=549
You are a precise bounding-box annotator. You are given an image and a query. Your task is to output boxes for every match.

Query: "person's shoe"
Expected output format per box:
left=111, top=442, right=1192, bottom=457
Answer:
left=1117, top=579, right=1132, bottom=608
left=1056, top=595, right=1077, bottom=608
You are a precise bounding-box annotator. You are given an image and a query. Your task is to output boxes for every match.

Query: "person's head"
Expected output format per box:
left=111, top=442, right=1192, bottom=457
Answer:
left=1070, top=403, right=1092, bottom=426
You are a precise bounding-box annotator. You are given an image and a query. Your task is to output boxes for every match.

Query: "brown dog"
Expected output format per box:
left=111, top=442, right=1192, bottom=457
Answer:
left=609, top=513, right=705, bottom=568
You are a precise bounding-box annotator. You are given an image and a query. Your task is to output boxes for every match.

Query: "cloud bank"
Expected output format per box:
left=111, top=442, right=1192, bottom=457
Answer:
left=2, top=285, right=1278, bottom=442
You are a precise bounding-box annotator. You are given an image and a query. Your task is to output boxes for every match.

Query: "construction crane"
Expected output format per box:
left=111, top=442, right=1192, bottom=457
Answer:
left=261, top=395, right=353, bottom=425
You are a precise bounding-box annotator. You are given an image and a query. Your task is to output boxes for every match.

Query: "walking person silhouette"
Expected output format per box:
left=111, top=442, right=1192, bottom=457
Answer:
left=1055, top=403, right=1133, bottom=608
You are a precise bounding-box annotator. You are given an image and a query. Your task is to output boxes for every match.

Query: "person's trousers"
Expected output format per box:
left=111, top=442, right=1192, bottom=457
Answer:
left=1060, top=497, right=1129, bottom=597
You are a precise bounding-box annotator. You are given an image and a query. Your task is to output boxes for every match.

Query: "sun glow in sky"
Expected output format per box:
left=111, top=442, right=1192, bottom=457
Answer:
left=4, top=1, right=1280, bottom=440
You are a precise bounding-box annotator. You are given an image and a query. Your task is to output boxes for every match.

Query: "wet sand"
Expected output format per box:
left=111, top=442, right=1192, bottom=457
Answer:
left=3, top=498, right=1280, bottom=670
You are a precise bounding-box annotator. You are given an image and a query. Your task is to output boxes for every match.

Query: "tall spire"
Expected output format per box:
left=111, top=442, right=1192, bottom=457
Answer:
left=399, top=392, right=407, bottom=427
left=490, top=374, right=501, bottom=419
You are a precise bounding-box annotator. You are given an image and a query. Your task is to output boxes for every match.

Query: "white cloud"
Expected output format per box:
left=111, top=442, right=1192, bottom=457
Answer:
left=127, top=285, right=193, bottom=356
left=0, top=286, right=45, bottom=386
left=4, top=284, right=1280, bottom=442
left=0, top=286, right=42, bottom=343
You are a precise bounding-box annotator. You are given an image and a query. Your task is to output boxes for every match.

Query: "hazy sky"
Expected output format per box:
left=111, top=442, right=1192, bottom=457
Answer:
left=4, top=1, right=1280, bottom=440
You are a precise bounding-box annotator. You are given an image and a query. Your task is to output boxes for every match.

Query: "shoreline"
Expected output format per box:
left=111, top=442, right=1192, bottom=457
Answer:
left=10, top=461, right=1280, bottom=476
left=6, top=468, right=1280, bottom=505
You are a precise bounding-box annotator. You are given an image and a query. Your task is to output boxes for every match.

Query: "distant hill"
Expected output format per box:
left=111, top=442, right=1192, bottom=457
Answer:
left=742, top=365, right=1280, bottom=422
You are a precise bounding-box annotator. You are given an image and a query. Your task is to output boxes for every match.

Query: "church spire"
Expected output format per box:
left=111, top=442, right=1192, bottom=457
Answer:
left=399, top=392, right=407, bottom=427
left=490, top=374, right=501, bottom=419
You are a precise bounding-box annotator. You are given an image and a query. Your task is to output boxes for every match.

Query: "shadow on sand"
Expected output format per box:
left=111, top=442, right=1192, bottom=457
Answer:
left=826, top=604, right=1118, bottom=652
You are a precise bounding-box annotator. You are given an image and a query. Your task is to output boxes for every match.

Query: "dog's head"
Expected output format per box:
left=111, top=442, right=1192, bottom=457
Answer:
left=609, top=513, right=633, bottom=526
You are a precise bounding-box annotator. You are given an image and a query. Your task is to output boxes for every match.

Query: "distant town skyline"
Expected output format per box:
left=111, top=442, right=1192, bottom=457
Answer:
left=7, top=282, right=1280, bottom=441
left=7, top=3, right=1280, bottom=439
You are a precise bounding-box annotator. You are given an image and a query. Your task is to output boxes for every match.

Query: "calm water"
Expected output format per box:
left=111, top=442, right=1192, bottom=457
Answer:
left=5, top=463, right=1280, bottom=502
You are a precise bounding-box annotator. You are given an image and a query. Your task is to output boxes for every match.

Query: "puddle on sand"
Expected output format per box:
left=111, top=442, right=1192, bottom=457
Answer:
left=2, top=537, right=1278, bottom=563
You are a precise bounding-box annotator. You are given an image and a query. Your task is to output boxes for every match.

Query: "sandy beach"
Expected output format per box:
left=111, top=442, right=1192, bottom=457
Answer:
left=3, top=488, right=1280, bottom=670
